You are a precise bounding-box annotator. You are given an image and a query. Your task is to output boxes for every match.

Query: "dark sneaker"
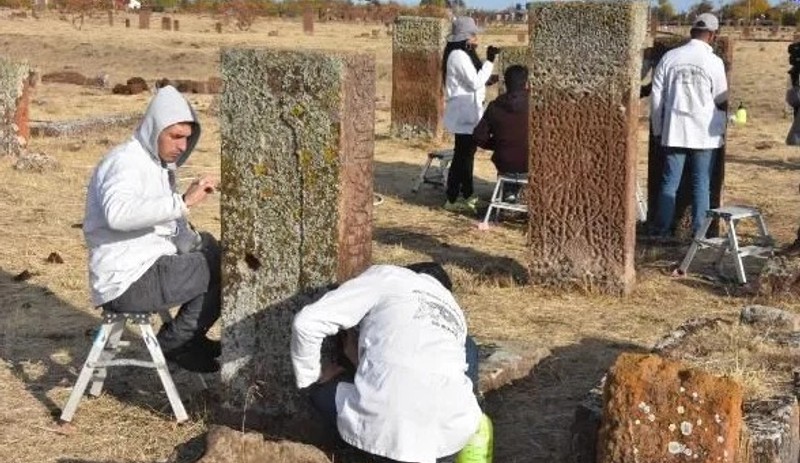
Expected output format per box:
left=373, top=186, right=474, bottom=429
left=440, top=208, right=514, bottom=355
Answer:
left=164, top=345, right=220, bottom=373
left=779, top=240, right=800, bottom=258
left=192, top=336, right=221, bottom=358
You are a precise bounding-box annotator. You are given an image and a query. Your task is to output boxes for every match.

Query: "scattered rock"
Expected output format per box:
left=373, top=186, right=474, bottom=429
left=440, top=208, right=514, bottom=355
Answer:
left=740, top=305, right=800, bottom=331
left=477, top=340, right=550, bottom=395
left=13, top=151, right=60, bottom=172
left=597, top=353, right=743, bottom=463
left=13, top=270, right=37, bottom=282
left=741, top=396, right=800, bottom=463
left=30, top=113, right=139, bottom=137
left=196, top=425, right=331, bottom=463
left=41, top=71, right=88, bottom=86
left=755, top=141, right=774, bottom=150
left=757, top=256, right=800, bottom=298
left=652, top=317, right=727, bottom=353
left=112, top=77, right=149, bottom=95
left=45, top=252, right=64, bottom=264
left=267, top=30, right=279, bottom=36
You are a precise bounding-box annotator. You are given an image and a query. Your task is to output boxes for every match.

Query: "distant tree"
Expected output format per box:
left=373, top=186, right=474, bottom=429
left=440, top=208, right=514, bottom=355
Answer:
left=730, top=0, right=771, bottom=21
left=419, top=0, right=446, bottom=6
left=654, top=0, right=676, bottom=21
left=688, top=0, right=714, bottom=17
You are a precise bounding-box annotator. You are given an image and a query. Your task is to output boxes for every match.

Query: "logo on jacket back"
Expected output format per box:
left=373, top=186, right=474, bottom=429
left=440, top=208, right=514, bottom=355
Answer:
left=411, top=290, right=466, bottom=339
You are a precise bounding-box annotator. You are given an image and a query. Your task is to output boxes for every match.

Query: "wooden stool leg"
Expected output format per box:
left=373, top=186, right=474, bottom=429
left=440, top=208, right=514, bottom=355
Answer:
left=60, top=322, right=114, bottom=422
left=139, top=323, right=188, bottom=422
left=89, top=321, right=125, bottom=397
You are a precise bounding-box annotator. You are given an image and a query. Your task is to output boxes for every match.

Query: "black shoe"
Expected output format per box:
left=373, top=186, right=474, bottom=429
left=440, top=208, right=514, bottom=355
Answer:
left=192, top=336, right=221, bottom=358
left=164, top=344, right=220, bottom=373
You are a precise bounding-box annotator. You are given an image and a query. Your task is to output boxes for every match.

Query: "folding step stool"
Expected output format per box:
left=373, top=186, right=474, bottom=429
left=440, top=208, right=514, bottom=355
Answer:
left=412, top=149, right=454, bottom=193
left=635, top=180, right=647, bottom=223
left=482, top=174, right=529, bottom=225
left=677, top=205, right=774, bottom=284
left=60, top=311, right=189, bottom=423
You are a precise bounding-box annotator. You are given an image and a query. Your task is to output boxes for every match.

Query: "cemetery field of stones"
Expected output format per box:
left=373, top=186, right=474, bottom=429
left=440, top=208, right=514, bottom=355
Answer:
left=4, top=8, right=800, bottom=463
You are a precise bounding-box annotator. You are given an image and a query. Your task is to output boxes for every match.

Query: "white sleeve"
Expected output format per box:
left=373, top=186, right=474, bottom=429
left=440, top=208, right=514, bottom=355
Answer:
left=450, top=50, right=493, bottom=93
left=100, top=160, right=187, bottom=231
left=650, top=59, right=666, bottom=137
left=291, top=273, right=381, bottom=388
left=711, top=58, right=728, bottom=106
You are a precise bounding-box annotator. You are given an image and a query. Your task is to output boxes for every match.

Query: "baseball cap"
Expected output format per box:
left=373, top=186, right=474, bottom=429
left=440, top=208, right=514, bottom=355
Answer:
left=692, top=13, right=719, bottom=32
left=447, top=16, right=482, bottom=43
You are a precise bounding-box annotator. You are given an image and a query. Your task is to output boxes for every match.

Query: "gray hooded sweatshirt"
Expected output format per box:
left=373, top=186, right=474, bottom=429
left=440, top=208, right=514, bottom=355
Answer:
left=83, top=86, right=201, bottom=306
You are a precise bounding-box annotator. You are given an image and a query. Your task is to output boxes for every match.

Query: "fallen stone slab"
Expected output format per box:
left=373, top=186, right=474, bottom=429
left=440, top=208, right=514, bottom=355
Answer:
left=30, top=113, right=139, bottom=137
left=197, top=425, right=332, bottom=463
left=740, top=305, right=800, bottom=331
left=477, top=340, right=550, bottom=395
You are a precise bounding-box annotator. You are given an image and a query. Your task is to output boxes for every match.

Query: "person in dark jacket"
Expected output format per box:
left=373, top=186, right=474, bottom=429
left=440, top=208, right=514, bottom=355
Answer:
left=473, top=64, right=529, bottom=201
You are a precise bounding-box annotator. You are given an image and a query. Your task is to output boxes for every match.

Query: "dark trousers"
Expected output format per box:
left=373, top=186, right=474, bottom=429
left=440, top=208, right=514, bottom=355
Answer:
left=446, top=134, right=478, bottom=203
left=102, top=232, right=221, bottom=352
left=309, top=336, right=480, bottom=463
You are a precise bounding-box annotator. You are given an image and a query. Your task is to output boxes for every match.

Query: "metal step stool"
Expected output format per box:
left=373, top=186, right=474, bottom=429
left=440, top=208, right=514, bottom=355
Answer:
left=677, top=205, right=773, bottom=284
left=60, top=311, right=189, bottom=423
left=482, top=173, right=528, bottom=224
left=635, top=180, right=647, bottom=223
left=412, top=149, right=454, bottom=193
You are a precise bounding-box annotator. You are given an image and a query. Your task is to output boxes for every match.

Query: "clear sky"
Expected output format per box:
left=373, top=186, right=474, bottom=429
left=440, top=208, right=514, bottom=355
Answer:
left=397, top=0, right=733, bottom=15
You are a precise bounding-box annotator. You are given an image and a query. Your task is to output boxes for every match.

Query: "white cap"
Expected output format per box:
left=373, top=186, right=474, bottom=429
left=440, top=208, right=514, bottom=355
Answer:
left=692, top=13, right=719, bottom=32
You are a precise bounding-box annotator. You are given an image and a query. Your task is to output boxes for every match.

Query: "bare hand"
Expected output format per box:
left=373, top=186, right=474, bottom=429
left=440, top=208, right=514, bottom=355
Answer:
left=183, top=176, right=217, bottom=208
left=318, top=361, right=345, bottom=384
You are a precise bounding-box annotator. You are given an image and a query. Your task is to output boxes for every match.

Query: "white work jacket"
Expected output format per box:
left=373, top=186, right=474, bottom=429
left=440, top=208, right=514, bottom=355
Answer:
left=291, top=265, right=481, bottom=463
left=443, top=49, right=493, bottom=135
left=651, top=39, right=728, bottom=150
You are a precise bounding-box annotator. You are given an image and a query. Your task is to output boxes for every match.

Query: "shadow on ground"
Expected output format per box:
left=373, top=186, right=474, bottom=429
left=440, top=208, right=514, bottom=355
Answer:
left=727, top=154, right=800, bottom=172
left=484, top=337, right=646, bottom=463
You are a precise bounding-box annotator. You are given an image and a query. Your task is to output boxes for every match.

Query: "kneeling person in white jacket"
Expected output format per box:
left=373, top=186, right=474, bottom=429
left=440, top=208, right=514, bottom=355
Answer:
left=291, top=263, right=481, bottom=463
left=83, top=85, right=221, bottom=373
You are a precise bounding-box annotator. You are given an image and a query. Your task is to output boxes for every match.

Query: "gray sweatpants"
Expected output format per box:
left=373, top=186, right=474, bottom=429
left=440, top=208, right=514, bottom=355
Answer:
left=102, top=232, right=221, bottom=352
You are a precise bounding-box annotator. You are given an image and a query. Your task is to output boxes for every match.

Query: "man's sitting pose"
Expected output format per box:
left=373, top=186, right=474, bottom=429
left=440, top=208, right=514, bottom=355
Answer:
left=473, top=64, right=529, bottom=202
left=291, top=263, right=481, bottom=463
left=83, top=85, right=221, bottom=372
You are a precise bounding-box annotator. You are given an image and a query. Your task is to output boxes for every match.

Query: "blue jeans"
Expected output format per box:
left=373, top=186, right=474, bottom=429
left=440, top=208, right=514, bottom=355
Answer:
left=308, top=336, right=480, bottom=463
left=653, top=147, right=715, bottom=237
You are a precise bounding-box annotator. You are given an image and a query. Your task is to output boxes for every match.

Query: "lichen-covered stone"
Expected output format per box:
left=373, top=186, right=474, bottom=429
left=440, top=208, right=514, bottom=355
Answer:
left=646, top=37, right=733, bottom=236
left=477, top=340, right=549, bottom=395
left=391, top=16, right=447, bottom=139
left=0, top=57, right=31, bottom=157
left=527, top=1, right=647, bottom=294
left=597, top=353, right=743, bottom=463
left=496, top=46, right=528, bottom=94
left=219, top=48, right=374, bottom=418
left=757, top=256, right=800, bottom=298
left=741, top=396, right=800, bottom=463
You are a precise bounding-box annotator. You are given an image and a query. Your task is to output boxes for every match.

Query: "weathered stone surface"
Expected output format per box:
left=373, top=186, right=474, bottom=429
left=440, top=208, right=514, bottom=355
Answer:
left=740, top=305, right=800, bottom=331
left=597, top=353, right=743, bottom=463
left=30, top=113, right=139, bottom=137
left=646, top=37, right=733, bottom=237
left=161, top=16, right=171, bottom=31
left=390, top=16, right=447, bottom=139
left=477, top=340, right=550, bottom=395
left=138, top=9, right=150, bottom=29
left=197, top=425, right=332, bottom=463
left=219, top=48, right=374, bottom=418
left=570, top=376, right=606, bottom=463
left=496, top=46, right=528, bottom=94
left=757, top=256, right=800, bottom=298
left=0, top=57, right=31, bottom=157
left=12, top=150, right=59, bottom=172
left=740, top=396, right=800, bottom=463
left=527, top=1, right=646, bottom=294
left=303, top=7, right=314, bottom=35
left=652, top=317, right=727, bottom=353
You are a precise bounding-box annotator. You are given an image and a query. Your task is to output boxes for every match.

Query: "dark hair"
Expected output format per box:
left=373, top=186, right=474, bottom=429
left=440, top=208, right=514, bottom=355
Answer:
left=689, top=28, right=713, bottom=39
left=442, top=40, right=482, bottom=85
left=504, top=64, right=529, bottom=92
left=405, top=262, right=453, bottom=291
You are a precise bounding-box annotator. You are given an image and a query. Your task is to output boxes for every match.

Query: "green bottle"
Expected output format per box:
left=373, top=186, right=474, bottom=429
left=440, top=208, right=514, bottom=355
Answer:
left=456, top=413, right=494, bottom=463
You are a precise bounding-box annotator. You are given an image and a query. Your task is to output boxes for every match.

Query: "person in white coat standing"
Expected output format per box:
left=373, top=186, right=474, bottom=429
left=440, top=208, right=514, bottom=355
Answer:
left=291, top=263, right=481, bottom=463
left=442, top=16, right=499, bottom=213
left=83, top=85, right=221, bottom=372
left=650, top=13, right=728, bottom=238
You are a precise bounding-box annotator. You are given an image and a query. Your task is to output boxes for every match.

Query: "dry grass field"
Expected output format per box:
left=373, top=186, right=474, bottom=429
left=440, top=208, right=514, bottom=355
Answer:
left=1, top=9, right=800, bottom=463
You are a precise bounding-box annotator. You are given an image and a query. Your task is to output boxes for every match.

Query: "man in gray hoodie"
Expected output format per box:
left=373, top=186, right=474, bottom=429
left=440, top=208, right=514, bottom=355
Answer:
left=83, top=86, right=221, bottom=372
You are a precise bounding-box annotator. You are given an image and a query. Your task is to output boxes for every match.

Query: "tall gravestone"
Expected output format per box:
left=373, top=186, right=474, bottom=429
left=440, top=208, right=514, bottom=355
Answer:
left=527, top=1, right=647, bottom=295
left=219, top=48, right=375, bottom=422
left=303, top=6, right=314, bottom=35
left=139, top=9, right=150, bottom=29
left=0, top=58, right=31, bottom=157
left=391, top=16, right=447, bottom=139
left=646, top=36, right=733, bottom=238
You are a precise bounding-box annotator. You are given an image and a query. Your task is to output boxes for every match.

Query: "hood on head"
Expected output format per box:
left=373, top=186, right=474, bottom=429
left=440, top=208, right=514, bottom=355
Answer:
left=134, top=85, right=201, bottom=167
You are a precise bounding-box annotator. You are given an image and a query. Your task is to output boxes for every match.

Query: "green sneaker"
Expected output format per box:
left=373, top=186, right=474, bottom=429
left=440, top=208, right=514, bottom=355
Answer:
left=465, top=195, right=486, bottom=208
left=444, top=200, right=466, bottom=212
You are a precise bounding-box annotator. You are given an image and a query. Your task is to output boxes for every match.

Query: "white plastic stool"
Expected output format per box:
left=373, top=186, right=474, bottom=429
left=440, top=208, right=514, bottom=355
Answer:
left=677, top=205, right=773, bottom=284
left=482, top=173, right=528, bottom=225
left=60, top=311, right=189, bottom=423
left=412, top=149, right=454, bottom=193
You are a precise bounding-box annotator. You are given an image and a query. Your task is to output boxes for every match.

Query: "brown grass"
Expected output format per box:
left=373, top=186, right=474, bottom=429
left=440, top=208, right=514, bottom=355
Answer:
left=0, top=11, right=799, bottom=463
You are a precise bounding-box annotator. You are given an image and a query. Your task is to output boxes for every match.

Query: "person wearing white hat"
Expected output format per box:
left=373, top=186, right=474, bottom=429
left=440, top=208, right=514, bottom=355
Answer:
left=650, top=12, right=728, bottom=239
left=442, top=16, right=499, bottom=214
